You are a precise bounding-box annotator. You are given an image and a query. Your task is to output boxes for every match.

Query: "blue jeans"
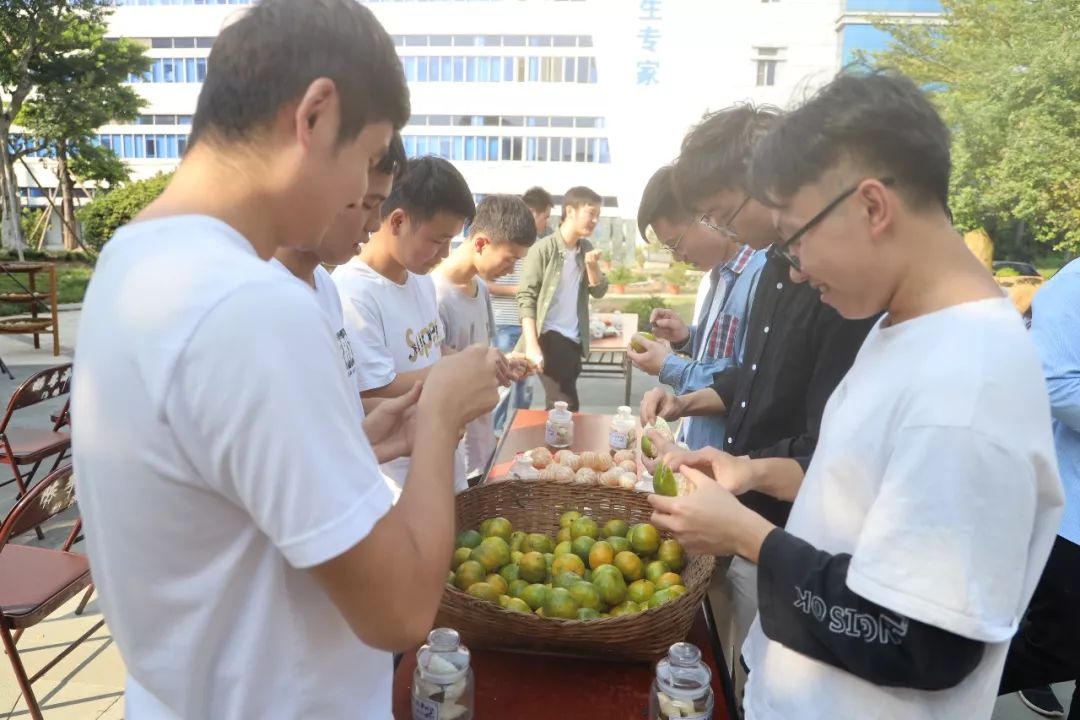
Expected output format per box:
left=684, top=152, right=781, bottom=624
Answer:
left=493, top=324, right=533, bottom=432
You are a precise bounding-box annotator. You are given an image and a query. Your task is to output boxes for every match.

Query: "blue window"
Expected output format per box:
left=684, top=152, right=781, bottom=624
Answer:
left=197, top=58, right=207, bottom=81
left=418, top=57, right=429, bottom=81
left=146, top=136, right=157, bottom=158
left=133, top=135, right=144, bottom=158
left=491, top=57, right=503, bottom=82
left=526, top=137, right=537, bottom=161
left=404, top=135, right=417, bottom=156
left=186, top=58, right=197, bottom=82
left=178, top=136, right=188, bottom=155
left=464, top=136, right=475, bottom=160
left=123, top=135, right=134, bottom=157
left=453, top=57, right=464, bottom=82
left=479, top=57, right=491, bottom=82
left=466, top=57, right=477, bottom=81
left=503, top=57, right=513, bottom=79
left=537, top=137, right=548, bottom=161
left=417, top=136, right=429, bottom=155
left=576, top=57, right=589, bottom=84
left=564, top=59, right=575, bottom=82
left=488, top=137, right=499, bottom=159
left=440, top=57, right=452, bottom=81
left=152, top=60, right=164, bottom=83
left=403, top=56, right=417, bottom=81
left=589, top=58, right=598, bottom=82
left=475, top=137, right=486, bottom=161
left=453, top=136, right=463, bottom=159
left=599, top=138, right=611, bottom=164
left=528, top=57, right=539, bottom=82
left=167, top=135, right=179, bottom=157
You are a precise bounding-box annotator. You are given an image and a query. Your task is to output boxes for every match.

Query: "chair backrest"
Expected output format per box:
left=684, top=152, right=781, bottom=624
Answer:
left=0, top=363, right=72, bottom=433
left=0, top=464, right=77, bottom=550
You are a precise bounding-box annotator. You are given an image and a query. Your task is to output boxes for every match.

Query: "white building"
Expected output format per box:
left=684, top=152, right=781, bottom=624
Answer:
left=15, top=0, right=854, bottom=249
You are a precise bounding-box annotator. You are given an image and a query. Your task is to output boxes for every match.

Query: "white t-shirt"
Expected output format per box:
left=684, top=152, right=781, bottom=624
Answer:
left=333, top=257, right=467, bottom=492
left=270, top=259, right=360, bottom=396
left=742, top=298, right=1064, bottom=720
left=541, top=247, right=581, bottom=342
left=71, top=216, right=396, bottom=720
left=433, top=272, right=497, bottom=476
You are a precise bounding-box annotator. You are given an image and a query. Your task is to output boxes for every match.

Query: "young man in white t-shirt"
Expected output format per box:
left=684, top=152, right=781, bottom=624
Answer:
left=648, top=72, right=1064, bottom=719
left=70, top=4, right=505, bottom=718
left=435, top=195, right=537, bottom=479
left=272, top=133, right=404, bottom=411
left=334, top=155, right=487, bottom=492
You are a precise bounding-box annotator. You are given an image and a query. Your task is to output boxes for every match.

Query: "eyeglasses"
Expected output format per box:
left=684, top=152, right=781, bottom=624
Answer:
left=667, top=195, right=752, bottom=254
left=774, top=177, right=895, bottom=272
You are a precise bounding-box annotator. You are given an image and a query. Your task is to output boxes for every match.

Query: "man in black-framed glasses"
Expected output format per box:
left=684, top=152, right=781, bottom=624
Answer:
left=639, top=104, right=878, bottom=678
left=647, top=71, right=1063, bottom=720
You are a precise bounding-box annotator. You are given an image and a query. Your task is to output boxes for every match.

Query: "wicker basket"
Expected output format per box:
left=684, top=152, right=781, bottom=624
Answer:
left=436, top=481, right=715, bottom=662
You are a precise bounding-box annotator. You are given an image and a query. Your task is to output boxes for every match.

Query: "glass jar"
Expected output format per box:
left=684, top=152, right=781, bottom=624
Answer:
left=412, top=628, right=474, bottom=720
left=649, top=642, right=714, bottom=720
left=507, top=452, right=539, bottom=480
left=545, top=401, right=574, bottom=448
left=609, top=405, right=636, bottom=451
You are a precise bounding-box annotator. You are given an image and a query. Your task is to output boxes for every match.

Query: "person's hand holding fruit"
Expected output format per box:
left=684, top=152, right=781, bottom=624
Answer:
left=627, top=331, right=670, bottom=376
left=648, top=467, right=775, bottom=560
left=648, top=307, right=690, bottom=346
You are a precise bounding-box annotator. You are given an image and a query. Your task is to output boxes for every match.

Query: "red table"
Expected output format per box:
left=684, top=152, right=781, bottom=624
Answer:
left=417, top=409, right=738, bottom=718
left=486, top=409, right=623, bottom=481
left=392, top=599, right=736, bottom=719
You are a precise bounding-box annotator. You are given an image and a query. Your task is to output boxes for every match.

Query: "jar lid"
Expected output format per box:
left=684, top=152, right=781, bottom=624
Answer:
left=416, top=628, right=470, bottom=684
left=655, top=642, right=712, bottom=701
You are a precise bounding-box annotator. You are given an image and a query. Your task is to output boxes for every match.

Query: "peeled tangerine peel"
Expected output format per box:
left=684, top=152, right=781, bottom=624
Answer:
left=530, top=447, right=553, bottom=469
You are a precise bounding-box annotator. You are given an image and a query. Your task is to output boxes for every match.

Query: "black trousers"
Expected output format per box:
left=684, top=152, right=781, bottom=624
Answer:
left=538, top=331, right=582, bottom=412
left=998, top=535, right=1080, bottom=719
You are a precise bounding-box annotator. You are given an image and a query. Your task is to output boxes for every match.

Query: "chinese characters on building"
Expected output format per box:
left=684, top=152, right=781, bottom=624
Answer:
left=636, top=0, right=662, bottom=86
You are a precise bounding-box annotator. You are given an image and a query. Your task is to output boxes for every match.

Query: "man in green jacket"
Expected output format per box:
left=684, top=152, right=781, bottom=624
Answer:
left=517, top=186, right=609, bottom=410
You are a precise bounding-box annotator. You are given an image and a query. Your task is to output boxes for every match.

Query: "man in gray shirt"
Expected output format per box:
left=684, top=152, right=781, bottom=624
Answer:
left=435, top=195, right=538, bottom=480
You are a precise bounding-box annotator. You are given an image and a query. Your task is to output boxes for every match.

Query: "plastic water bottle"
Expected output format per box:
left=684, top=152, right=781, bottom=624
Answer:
left=649, top=642, right=714, bottom=720
left=412, top=628, right=474, bottom=720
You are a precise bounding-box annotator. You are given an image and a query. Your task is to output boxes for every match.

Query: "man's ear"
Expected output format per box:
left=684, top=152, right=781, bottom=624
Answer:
left=292, top=77, right=339, bottom=151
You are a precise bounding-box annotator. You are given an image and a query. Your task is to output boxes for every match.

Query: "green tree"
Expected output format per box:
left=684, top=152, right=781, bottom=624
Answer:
left=79, top=172, right=172, bottom=252
left=19, top=17, right=148, bottom=250
left=866, top=0, right=1080, bottom=253
left=1, top=1, right=147, bottom=254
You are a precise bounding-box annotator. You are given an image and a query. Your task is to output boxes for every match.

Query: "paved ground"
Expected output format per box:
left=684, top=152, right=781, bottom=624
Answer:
left=0, top=310, right=1072, bottom=719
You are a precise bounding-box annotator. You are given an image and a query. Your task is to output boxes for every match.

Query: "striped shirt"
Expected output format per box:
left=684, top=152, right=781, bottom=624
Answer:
left=491, top=258, right=524, bottom=327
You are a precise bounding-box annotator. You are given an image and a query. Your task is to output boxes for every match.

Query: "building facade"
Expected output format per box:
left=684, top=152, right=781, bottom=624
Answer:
left=14, top=0, right=934, bottom=248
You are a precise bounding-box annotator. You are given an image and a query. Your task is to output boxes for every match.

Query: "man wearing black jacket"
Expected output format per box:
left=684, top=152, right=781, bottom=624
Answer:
left=639, top=104, right=877, bottom=666
left=649, top=71, right=1063, bottom=719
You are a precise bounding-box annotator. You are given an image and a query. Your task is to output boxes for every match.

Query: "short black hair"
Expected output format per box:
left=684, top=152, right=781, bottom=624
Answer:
left=522, top=186, right=553, bottom=212
left=637, top=165, right=689, bottom=241
left=469, top=195, right=537, bottom=247
left=190, top=0, right=409, bottom=148
left=562, top=186, right=602, bottom=211
left=673, top=104, right=780, bottom=209
left=749, top=71, right=951, bottom=211
left=374, top=132, right=407, bottom=179
left=381, top=155, right=476, bottom=224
